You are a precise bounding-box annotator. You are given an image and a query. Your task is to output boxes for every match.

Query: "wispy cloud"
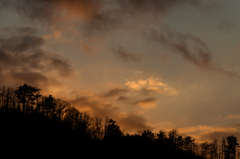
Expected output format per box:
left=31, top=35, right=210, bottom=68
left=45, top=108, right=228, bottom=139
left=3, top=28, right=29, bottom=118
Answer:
left=117, top=96, right=129, bottom=101
left=112, top=45, right=141, bottom=62
left=101, top=87, right=128, bottom=98
left=148, top=25, right=240, bottom=79
left=176, top=124, right=240, bottom=143
left=133, top=97, right=157, bottom=109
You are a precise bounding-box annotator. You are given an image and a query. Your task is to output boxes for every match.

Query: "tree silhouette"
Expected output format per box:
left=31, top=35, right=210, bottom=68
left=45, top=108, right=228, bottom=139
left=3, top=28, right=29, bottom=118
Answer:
left=1, top=84, right=234, bottom=159
left=63, top=106, right=91, bottom=139
left=104, top=118, right=123, bottom=140
left=54, top=99, right=69, bottom=121
left=141, top=129, right=155, bottom=142
left=14, top=84, right=40, bottom=114
left=201, top=141, right=209, bottom=158
left=0, top=86, right=6, bottom=109
left=168, top=129, right=179, bottom=147
left=156, top=130, right=168, bottom=144
left=225, top=135, right=239, bottom=159
left=91, top=117, right=104, bottom=140
left=41, top=95, right=56, bottom=118
left=184, top=135, right=196, bottom=152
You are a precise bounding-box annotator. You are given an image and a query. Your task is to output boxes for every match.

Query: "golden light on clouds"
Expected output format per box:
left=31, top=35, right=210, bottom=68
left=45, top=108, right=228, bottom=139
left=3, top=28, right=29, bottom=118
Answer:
left=53, top=0, right=101, bottom=22
left=125, top=77, right=178, bottom=95
left=176, top=125, right=240, bottom=143
left=1, top=0, right=240, bottom=143
left=53, top=31, right=62, bottom=40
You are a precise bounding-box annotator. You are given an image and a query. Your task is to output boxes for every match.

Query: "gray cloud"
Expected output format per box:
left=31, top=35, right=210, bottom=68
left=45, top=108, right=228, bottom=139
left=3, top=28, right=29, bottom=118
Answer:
left=112, top=46, right=141, bottom=62
left=48, top=57, right=73, bottom=77
left=1, top=0, right=209, bottom=34
left=0, top=33, right=44, bottom=53
left=1, top=0, right=57, bottom=23
left=0, top=50, right=9, bottom=64
left=133, top=97, right=157, bottom=105
left=17, top=26, right=38, bottom=34
left=149, top=25, right=211, bottom=67
left=101, top=87, right=128, bottom=98
left=1, top=0, right=112, bottom=31
left=117, top=96, right=129, bottom=101
left=117, top=0, right=201, bottom=15
left=148, top=25, right=240, bottom=79
left=10, top=71, right=48, bottom=84
left=2, top=0, right=219, bottom=75
left=8, top=71, right=62, bottom=87
left=0, top=26, right=73, bottom=87
left=0, top=49, right=72, bottom=78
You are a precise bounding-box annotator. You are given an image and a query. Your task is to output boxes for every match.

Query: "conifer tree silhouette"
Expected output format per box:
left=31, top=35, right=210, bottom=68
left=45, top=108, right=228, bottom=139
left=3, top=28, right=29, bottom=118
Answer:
left=225, top=135, right=239, bottom=159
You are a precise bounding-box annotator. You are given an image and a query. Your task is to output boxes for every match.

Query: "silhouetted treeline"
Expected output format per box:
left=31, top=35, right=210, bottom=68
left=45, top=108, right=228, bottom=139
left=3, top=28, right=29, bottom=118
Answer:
left=0, top=84, right=239, bottom=158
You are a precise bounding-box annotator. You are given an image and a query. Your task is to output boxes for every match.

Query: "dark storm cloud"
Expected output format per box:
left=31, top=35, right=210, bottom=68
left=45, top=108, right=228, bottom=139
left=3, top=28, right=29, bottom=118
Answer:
left=1, top=0, right=57, bottom=23
left=101, top=88, right=128, bottom=98
left=149, top=25, right=240, bottom=79
left=17, top=26, right=38, bottom=34
left=0, top=33, right=44, bottom=53
left=0, top=69, right=62, bottom=88
left=112, top=46, right=141, bottom=62
left=1, top=0, right=208, bottom=33
left=1, top=0, right=222, bottom=76
left=10, top=71, right=48, bottom=85
left=117, top=0, right=201, bottom=15
left=0, top=49, right=72, bottom=78
left=1, top=0, right=111, bottom=27
left=0, top=26, right=73, bottom=87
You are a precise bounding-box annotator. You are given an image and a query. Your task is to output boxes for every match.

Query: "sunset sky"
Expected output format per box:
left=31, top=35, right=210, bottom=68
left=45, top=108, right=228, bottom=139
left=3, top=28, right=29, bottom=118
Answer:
left=1, top=0, right=240, bottom=143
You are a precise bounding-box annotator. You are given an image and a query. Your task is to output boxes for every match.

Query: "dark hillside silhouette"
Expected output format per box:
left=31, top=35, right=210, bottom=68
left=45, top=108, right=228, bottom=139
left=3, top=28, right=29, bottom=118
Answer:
left=0, top=84, right=238, bottom=158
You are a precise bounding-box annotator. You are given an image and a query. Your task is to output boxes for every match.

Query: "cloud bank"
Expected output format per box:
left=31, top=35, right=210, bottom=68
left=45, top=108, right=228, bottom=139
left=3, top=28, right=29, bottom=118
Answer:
left=70, top=94, right=153, bottom=133
left=1, top=0, right=207, bottom=33
left=0, top=27, right=73, bottom=88
left=2, top=0, right=233, bottom=80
